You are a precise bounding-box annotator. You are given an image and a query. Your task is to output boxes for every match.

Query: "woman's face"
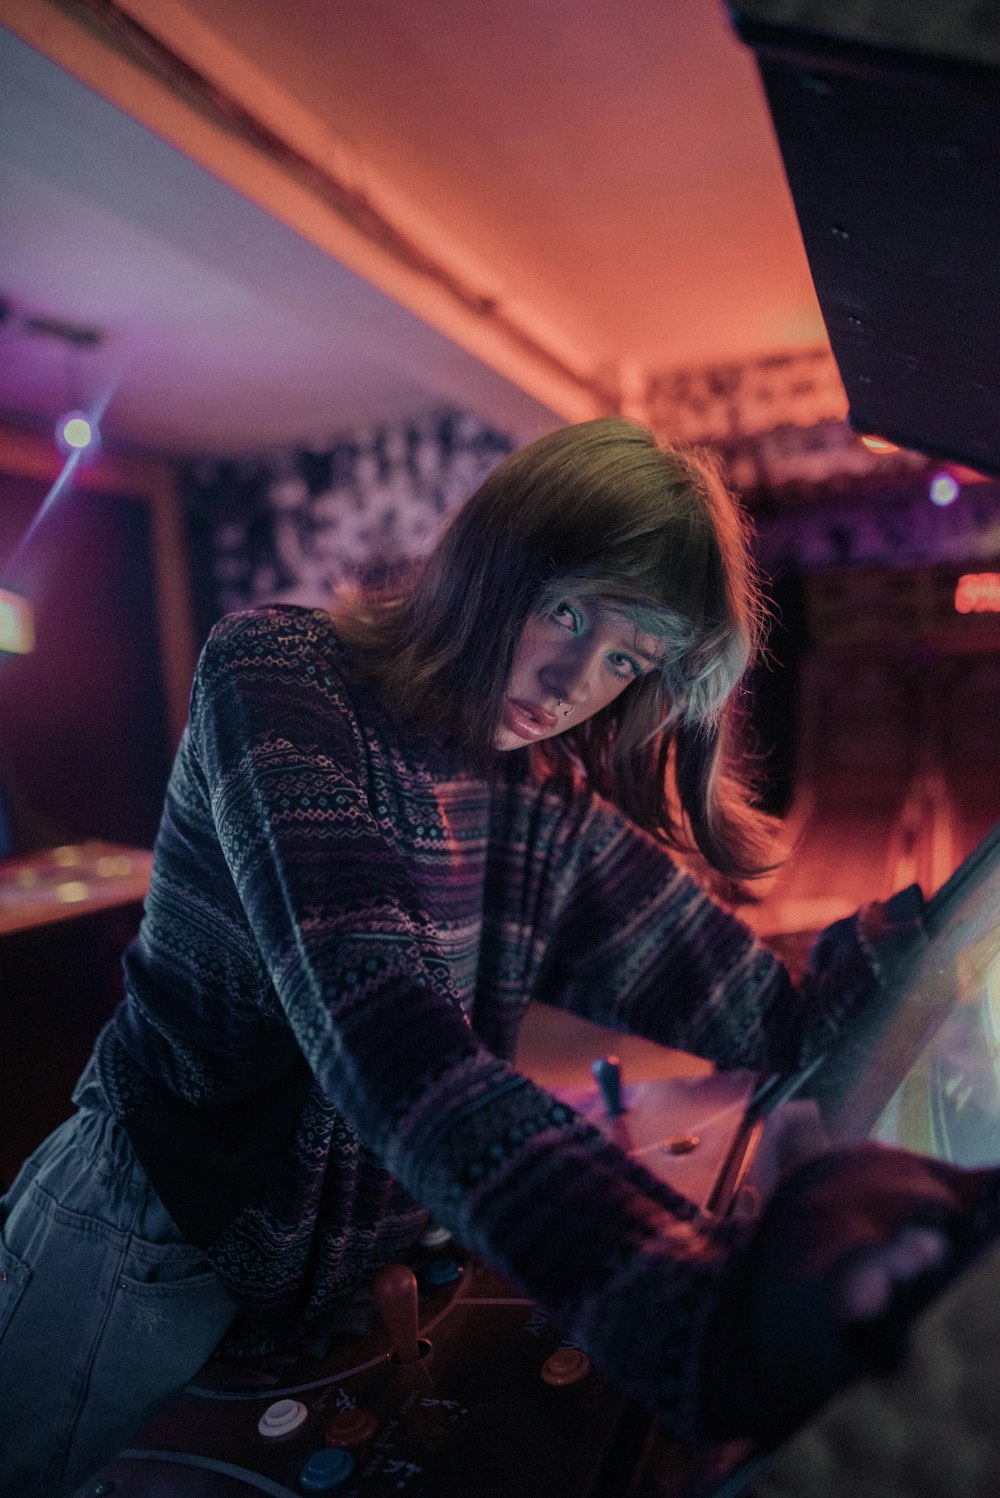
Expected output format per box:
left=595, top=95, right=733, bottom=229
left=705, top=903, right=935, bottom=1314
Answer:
left=495, top=597, right=665, bottom=750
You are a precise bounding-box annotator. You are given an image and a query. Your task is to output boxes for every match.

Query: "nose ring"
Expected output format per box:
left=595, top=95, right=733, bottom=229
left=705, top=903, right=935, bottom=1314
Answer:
left=557, top=699, right=574, bottom=717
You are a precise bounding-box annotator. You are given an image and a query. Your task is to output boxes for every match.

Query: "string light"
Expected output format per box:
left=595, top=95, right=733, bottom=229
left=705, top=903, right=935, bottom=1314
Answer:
left=929, top=471, right=960, bottom=506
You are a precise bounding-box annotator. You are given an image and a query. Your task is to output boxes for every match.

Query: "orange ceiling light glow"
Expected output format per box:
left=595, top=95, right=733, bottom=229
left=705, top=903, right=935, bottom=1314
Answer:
left=0, top=587, right=35, bottom=653
left=955, top=574, right=1000, bottom=615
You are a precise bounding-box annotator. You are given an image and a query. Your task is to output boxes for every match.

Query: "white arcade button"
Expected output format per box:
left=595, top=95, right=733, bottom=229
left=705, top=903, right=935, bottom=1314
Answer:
left=258, top=1398, right=309, bottom=1439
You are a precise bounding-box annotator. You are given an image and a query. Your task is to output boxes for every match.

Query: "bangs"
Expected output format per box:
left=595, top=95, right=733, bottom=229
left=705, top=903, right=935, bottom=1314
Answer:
left=536, top=574, right=691, bottom=649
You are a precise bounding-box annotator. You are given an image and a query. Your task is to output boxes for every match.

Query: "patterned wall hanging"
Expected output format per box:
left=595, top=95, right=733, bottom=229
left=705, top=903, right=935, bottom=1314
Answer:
left=643, top=346, right=929, bottom=503
left=184, top=409, right=513, bottom=620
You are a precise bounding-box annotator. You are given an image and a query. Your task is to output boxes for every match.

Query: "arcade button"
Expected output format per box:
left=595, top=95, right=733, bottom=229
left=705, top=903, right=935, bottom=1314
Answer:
left=299, top=1447, right=356, bottom=1491
left=325, top=1405, right=379, bottom=1447
left=540, top=1347, right=591, bottom=1387
left=420, top=1222, right=453, bottom=1248
left=258, top=1398, right=309, bottom=1439
left=663, top=1134, right=701, bottom=1155
left=419, top=1257, right=463, bottom=1288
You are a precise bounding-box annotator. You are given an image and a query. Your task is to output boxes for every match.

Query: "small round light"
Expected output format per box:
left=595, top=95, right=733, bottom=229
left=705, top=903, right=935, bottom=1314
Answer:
left=56, top=411, right=97, bottom=452
left=930, top=471, right=959, bottom=506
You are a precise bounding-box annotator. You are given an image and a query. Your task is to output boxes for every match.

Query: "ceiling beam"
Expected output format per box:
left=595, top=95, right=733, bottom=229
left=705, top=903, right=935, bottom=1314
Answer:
left=2, top=0, right=615, bottom=422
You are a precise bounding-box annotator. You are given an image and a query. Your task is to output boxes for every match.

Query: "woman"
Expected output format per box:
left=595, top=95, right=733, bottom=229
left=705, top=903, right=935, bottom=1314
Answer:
left=0, top=418, right=992, bottom=1494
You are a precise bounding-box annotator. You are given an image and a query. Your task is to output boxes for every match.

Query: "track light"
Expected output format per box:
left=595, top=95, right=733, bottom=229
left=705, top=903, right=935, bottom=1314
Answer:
left=0, top=295, right=105, bottom=457
left=55, top=410, right=99, bottom=453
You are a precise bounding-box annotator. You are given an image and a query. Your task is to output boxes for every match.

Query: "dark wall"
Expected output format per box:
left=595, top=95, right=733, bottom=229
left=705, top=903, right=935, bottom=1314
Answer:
left=0, top=472, right=170, bottom=849
left=0, top=908, right=143, bottom=1184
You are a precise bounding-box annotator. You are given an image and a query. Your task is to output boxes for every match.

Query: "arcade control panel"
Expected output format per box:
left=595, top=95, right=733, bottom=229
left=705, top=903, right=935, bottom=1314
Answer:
left=77, top=1061, right=756, bottom=1498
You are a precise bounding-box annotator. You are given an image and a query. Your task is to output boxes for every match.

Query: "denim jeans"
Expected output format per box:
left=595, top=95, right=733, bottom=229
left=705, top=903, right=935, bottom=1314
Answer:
left=0, top=1071, right=237, bottom=1498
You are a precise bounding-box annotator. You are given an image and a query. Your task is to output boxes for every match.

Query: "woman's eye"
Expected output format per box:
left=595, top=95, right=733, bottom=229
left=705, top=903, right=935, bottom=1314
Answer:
left=551, top=602, right=583, bottom=632
left=609, top=654, right=641, bottom=681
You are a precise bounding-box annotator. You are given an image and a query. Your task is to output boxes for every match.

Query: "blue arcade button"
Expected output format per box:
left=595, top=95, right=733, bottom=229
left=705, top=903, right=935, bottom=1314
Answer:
left=299, top=1446, right=356, bottom=1491
left=420, top=1257, right=463, bottom=1288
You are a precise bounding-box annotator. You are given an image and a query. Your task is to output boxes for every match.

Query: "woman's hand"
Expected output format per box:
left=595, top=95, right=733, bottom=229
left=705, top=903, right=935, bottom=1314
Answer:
left=699, top=1143, right=1000, bottom=1446
left=838, top=1223, right=951, bottom=1322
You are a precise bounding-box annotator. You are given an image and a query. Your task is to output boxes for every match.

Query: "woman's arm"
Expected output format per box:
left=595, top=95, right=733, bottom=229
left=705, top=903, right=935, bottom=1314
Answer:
left=532, top=789, right=926, bottom=1075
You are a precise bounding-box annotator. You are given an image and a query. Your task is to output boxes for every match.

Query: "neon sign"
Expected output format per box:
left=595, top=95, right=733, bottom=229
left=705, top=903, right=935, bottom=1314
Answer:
left=955, top=573, right=1000, bottom=615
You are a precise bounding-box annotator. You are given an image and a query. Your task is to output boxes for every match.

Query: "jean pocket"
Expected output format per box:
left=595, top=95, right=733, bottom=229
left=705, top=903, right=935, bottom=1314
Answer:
left=99, top=1263, right=236, bottom=1408
left=0, top=1238, right=31, bottom=1342
left=118, top=1263, right=225, bottom=1297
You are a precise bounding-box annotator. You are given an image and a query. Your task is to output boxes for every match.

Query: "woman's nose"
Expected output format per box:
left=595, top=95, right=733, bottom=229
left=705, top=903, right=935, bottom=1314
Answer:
left=540, top=646, right=594, bottom=704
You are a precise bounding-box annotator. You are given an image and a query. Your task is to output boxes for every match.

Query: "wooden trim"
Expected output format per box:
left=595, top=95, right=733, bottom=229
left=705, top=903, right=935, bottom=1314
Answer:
left=0, top=419, right=197, bottom=749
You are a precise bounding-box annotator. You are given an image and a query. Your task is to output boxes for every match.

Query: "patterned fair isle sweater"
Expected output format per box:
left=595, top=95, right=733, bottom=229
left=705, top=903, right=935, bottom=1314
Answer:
left=93, top=605, right=882, bottom=1436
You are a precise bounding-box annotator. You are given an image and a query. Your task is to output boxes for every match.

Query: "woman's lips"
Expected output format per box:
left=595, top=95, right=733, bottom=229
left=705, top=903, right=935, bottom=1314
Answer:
left=503, top=699, right=558, bottom=740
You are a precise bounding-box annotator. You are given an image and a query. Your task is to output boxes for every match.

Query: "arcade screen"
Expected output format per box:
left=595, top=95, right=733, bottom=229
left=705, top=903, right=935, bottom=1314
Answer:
left=792, top=820, right=1000, bottom=1163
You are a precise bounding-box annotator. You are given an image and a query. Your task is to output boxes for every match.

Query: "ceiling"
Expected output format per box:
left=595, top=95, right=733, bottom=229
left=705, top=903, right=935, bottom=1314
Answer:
left=0, top=0, right=829, bottom=457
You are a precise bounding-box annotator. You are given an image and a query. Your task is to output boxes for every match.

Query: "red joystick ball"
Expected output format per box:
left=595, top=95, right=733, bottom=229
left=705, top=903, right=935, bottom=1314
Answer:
left=373, top=1263, right=422, bottom=1364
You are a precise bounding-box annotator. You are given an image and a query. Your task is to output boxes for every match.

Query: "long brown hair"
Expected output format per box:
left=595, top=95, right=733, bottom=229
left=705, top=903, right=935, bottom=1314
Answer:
left=333, top=418, right=776, bottom=882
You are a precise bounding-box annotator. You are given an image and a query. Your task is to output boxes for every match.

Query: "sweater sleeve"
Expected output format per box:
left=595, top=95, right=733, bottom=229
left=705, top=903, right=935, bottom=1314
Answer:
left=532, top=788, right=904, bottom=1076
left=189, top=613, right=744, bottom=1437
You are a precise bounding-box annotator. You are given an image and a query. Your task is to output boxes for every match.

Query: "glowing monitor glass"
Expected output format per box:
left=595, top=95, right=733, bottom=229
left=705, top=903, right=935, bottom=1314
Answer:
left=870, top=827, right=1000, bottom=1165
left=792, top=820, right=1000, bottom=1161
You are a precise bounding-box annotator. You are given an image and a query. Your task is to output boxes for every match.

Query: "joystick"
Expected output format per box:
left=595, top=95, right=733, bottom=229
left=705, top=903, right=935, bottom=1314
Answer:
left=373, top=1263, right=423, bottom=1364
left=592, top=1055, right=624, bottom=1117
